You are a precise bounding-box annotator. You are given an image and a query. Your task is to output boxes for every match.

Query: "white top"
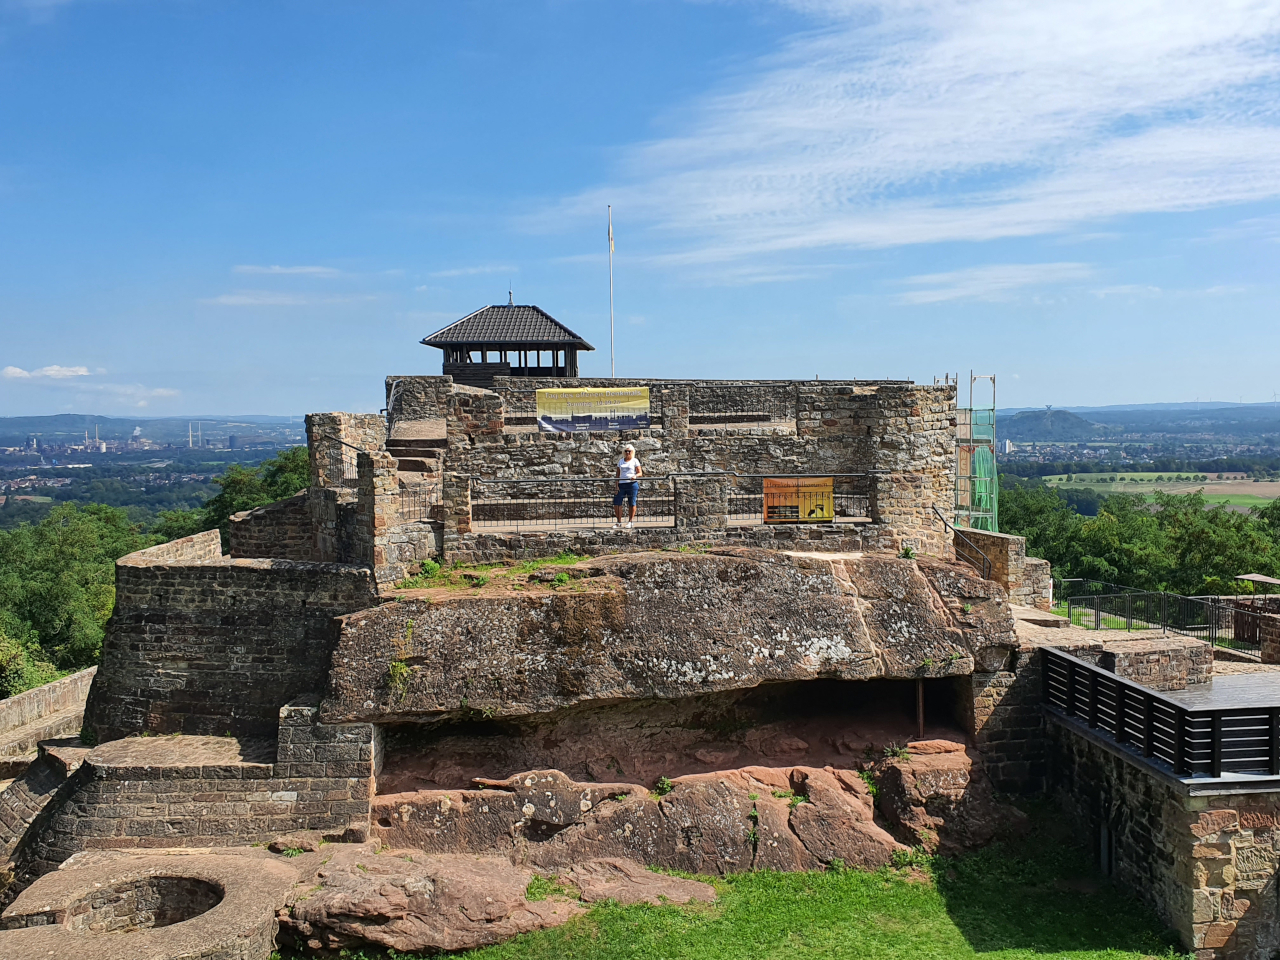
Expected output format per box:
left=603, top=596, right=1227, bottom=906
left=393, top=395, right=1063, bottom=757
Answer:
left=617, top=457, right=641, bottom=481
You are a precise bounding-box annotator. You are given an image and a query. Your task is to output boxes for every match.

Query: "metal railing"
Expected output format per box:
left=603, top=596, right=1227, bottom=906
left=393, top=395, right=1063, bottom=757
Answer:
left=1043, top=647, right=1280, bottom=777
left=726, top=474, right=873, bottom=526
left=322, top=439, right=362, bottom=490
left=1065, top=591, right=1269, bottom=654
left=931, top=504, right=992, bottom=580
left=399, top=484, right=439, bottom=522
left=469, top=476, right=676, bottom=531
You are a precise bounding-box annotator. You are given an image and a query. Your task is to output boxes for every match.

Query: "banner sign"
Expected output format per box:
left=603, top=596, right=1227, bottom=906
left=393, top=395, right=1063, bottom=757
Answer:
left=763, top=477, right=834, bottom=523
left=536, top=387, right=650, bottom=433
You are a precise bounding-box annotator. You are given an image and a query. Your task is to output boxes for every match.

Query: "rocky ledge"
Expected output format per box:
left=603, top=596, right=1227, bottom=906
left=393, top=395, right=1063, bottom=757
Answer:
left=323, top=547, right=1017, bottom=724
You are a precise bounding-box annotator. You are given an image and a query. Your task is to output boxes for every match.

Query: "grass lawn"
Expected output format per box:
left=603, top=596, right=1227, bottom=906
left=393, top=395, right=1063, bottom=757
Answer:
left=273, top=808, right=1189, bottom=960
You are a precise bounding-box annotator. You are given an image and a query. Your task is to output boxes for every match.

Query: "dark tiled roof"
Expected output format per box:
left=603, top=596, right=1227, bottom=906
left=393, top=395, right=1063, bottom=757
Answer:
left=422, top=305, right=595, bottom=349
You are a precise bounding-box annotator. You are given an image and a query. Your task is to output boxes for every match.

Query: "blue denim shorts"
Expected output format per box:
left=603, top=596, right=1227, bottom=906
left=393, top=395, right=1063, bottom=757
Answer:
left=613, top=481, right=639, bottom=507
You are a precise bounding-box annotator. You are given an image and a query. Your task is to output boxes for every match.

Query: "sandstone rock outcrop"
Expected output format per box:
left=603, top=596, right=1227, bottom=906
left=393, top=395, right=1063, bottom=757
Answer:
left=323, top=548, right=1016, bottom=724
left=374, top=765, right=906, bottom=874
left=278, top=842, right=716, bottom=954
left=875, top=740, right=1026, bottom=853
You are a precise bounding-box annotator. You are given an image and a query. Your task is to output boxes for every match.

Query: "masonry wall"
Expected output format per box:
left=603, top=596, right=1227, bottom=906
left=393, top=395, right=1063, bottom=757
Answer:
left=963, top=640, right=1049, bottom=795
left=1049, top=717, right=1280, bottom=959
left=962, top=528, right=1053, bottom=610
left=23, top=702, right=377, bottom=877
left=0, top=668, right=95, bottom=741
left=389, top=376, right=957, bottom=558
left=228, top=491, right=315, bottom=561
left=82, top=535, right=380, bottom=743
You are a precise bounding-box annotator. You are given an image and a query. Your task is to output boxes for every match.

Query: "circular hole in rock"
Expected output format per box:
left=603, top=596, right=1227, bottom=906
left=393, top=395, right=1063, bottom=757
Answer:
left=69, top=876, right=224, bottom=934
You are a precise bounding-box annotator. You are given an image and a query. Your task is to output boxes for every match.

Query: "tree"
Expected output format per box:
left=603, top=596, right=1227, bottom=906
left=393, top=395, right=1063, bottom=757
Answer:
left=154, top=446, right=309, bottom=546
left=0, top=503, right=160, bottom=678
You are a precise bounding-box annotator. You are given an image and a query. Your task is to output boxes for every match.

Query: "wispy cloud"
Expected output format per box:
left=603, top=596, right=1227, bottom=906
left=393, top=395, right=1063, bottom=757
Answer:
left=543, top=0, right=1280, bottom=276
left=1092, top=284, right=1163, bottom=298
left=2, top=364, right=91, bottom=378
left=233, top=264, right=344, bottom=277
left=428, top=264, right=517, bottom=278
left=0, top=364, right=176, bottom=406
left=204, top=291, right=376, bottom=306
left=898, top=262, right=1092, bottom=304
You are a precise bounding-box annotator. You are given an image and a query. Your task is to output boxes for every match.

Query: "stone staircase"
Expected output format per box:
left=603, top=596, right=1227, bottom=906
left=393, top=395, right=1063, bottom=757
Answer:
left=386, top=437, right=446, bottom=475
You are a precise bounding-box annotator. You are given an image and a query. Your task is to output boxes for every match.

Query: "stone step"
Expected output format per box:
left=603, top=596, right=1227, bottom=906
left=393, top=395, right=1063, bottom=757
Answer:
left=0, top=704, right=83, bottom=762
left=386, top=439, right=447, bottom=454
left=395, top=458, right=442, bottom=474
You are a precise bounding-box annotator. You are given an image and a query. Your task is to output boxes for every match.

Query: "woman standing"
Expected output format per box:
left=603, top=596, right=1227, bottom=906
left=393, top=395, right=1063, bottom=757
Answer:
left=613, top=444, right=643, bottom=529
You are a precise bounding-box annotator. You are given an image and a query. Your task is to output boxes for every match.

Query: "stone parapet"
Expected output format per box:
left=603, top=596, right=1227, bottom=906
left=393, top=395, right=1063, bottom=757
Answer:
left=961, top=528, right=1053, bottom=610
left=229, top=491, right=314, bottom=561
left=84, top=544, right=379, bottom=743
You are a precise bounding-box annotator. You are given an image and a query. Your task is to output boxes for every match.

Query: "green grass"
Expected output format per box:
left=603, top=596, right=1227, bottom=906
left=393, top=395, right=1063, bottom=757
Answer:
left=270, top=808, right=1188, bottom=960
left=509, top=551, right=587, bottom=575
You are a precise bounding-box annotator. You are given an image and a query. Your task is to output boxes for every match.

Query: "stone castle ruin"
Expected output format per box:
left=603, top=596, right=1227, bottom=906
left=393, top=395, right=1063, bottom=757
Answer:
left=2, top=370, right=1279, bottom=959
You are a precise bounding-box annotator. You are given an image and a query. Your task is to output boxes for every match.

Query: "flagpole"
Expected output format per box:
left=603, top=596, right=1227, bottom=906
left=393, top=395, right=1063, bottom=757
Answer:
left=608, top=205, right=615, bottom=378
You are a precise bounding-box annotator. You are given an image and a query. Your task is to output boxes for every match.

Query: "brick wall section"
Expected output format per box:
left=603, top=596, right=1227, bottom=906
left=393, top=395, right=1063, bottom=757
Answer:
left=403, top=377, right=956, bottom=561
left=674, top=475, right=729, bottom=534
left=961, top=528, right=1053, bottom=610
left=1260, top=615, right=1280, bottom=664
left=23, top=705, right=378, bottom=875
left=0, top=668, right=95, bottom=739
left=228, top=491, right=314, bottom=561
left=1050, top=718, right=1280, bottom=959
left=1100, top=639, right=1213, bottom=691
left=133, top=529, right=224, bottom=563
left=82, top=543, right=379, bottom=743
left=446, top=524, right=891, bottom=564
left=305, top=413, right=386, bottom=490
left=964, top=641, right=1048, bottom=795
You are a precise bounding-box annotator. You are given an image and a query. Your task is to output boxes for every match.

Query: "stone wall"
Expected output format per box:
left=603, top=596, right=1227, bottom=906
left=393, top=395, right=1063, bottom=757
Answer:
left=961, top=528, right=1053, bottom=610
left=305, top=413, right=386, bottom=490
left=0, top=668, right=95, bottom=743
left=229, top=491, right=315, bottom=561
left=1100, top=639, right=1213, bottom=691
left=1050, top=716, right=1280, bottom=959
left=22, top=702, right=378, bottom=875
left=83, top=539, right=379, bottom=743
left=964, top=642, right=1049, bottom=796
left=414, top=377, right=957, bottom=558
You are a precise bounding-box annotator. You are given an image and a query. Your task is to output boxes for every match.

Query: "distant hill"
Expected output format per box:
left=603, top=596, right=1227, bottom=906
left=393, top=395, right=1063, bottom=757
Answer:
left=1001, top=409, right=1100, bottom=442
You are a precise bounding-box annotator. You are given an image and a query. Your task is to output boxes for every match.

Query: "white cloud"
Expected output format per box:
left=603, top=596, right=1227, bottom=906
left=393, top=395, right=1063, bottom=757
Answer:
left=898, top=262, right=1092, bottom=303
left=205, top=291, right=377, bottom=307
left=428, top=265, right=517, bottom=278
left=1092, top=284, right=1163, bottom=298
left=207, top=292, right=310, bottom=306
left=544, top=0, right=1280, bottom=275
left=233, top=264, right=343, bottom=277
left=2, top=364, right=91, bottom=378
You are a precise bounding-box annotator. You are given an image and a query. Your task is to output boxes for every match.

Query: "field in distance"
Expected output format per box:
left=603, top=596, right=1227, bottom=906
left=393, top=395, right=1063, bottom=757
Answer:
left=1043, top=473, right=1280, bottom=508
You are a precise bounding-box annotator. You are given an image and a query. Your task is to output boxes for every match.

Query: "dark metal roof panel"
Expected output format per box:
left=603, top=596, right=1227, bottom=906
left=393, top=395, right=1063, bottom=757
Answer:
left=422, top=305, right=595, bottom=349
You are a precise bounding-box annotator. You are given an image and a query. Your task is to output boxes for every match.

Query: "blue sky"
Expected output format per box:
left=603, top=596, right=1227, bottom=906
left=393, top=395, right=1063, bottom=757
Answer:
left=2, top=0, right=1279, bottom=417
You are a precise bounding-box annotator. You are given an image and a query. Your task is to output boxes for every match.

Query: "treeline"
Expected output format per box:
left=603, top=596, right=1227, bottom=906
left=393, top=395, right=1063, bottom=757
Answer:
left=1002, top=456, right=1280, bottom=478
left=999, top=479, right=1280, bottom=596
left=0, top=448, right=308, bottom=698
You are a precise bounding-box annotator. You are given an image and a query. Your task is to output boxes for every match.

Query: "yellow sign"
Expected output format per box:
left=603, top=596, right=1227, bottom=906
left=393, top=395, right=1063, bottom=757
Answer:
left=763, top=477, right=834, bottom=523
left=536, top=387, right=650, bottom=433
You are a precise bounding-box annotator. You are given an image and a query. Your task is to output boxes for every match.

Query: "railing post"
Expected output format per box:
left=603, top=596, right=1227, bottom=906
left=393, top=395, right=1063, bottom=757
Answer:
left=1087, top=671, right=1099, bottom=728
left=1126, top=593, right=1132, bottom=631
left=1175, top=710, right=1188, bottom=775
left=1143, top=694, right=1155, bottom=757
left=1115, top=684, right=1127, bottom=743
left=1066, top=661, right=1076, bottom=716
left=1211, top=714, right=1223, bottom=778
left=1270, top=709, right=1279, bottom=777
left=1094, top=597, right=1101, bottom=631
left=1209, top=602, right=1218, bottom=646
